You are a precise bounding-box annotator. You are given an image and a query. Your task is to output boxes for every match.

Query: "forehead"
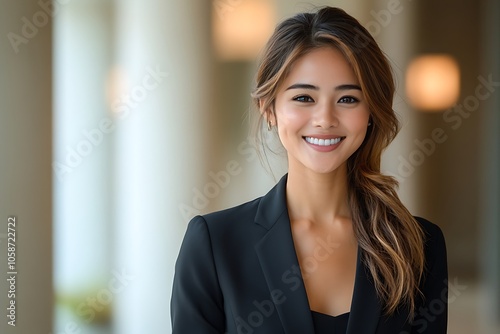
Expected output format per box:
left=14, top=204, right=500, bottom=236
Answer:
left=281, top=46, right=359, bottom=88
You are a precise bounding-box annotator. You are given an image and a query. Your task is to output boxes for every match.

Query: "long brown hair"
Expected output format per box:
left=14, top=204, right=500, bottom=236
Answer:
left=251, top=7, right=425, bottom=318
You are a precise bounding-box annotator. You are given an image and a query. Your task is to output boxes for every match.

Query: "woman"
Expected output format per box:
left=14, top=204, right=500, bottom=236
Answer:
left=171, top=6, right=447, bottom=334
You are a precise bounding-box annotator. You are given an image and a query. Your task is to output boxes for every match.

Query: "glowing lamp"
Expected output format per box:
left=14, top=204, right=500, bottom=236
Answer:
left=212, top=0, right=276, bottom=61
left=406, top=54, right=460, bottom=111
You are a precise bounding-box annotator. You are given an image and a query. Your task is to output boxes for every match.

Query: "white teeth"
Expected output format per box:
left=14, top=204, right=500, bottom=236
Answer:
left=305, top=136, right=343, bottom=146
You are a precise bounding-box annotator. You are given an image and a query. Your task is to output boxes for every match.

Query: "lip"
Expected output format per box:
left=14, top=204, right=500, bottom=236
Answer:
left=303, top=135, right=345, bottom=152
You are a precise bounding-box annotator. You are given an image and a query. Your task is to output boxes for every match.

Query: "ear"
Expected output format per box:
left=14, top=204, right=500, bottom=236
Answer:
left=258, top=98, right=268, bottom=116
left=259, top=99, right=275, bottom=124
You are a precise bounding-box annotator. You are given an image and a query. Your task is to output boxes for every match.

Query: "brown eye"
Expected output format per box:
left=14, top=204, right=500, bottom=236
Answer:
left=338, top=96, right=359, bottom=104
left=293, top=95, right=314, bottom=102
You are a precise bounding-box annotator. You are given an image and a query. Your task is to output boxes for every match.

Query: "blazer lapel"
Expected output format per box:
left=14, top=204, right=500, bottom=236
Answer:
left=346, top=249, right=382, bottom=333
left=254, top=174, right=315, bottom=334
left=254, top=174, right=382, bottom=333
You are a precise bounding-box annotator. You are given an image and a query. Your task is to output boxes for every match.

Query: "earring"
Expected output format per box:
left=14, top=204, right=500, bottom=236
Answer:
left=368, top=121, right=372, bottom=126
left=267, top=120, right=272, bottom=131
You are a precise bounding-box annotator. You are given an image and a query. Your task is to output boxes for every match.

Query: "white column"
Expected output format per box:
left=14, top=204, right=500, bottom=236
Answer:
left=52, top=0, right=114, bottom=332
left=112, top=1, right=212, bottom=333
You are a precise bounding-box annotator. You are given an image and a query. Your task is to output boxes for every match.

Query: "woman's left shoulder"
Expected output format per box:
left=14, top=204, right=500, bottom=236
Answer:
left=411, top=217, right=448, bottom=332
left=414, top=216, right=446, bottom=244
left=413, top=216, right=447, bottom=267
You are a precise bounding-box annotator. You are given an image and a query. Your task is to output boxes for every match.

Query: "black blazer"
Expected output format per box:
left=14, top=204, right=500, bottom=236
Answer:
left=171, top=174, right=448, bottom=333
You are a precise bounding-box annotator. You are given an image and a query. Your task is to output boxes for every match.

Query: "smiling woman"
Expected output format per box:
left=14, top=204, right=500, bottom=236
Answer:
left=171, top=6, right=448, bottom=334
left=271, top=47, right=370, bottom=175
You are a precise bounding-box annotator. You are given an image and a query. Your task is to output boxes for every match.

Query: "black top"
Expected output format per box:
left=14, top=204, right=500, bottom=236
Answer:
left=311, top=311, right=349, bottom=333
left=171, top=174, right=448, bottom=333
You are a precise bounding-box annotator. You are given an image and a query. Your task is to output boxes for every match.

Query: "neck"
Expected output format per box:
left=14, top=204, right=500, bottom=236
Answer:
left=286, top=164, right=351, bottom=225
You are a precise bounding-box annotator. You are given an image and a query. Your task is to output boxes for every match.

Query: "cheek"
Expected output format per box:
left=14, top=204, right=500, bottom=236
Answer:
left=277, top=108, right=301, bottom=124
left=354, top=118, right=370, bottom=133
left=275, top=112, right=305, bottom=152
left=341, top=112, right=370, bottom=146
left=276, top=108, right=307, bottom=134
left=347, top=110, right=370, bottom=131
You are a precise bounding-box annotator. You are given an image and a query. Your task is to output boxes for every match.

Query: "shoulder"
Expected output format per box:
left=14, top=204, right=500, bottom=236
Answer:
left=411, top=217, right=448, bottom=331
left=202, top=196, right=262, bottom=226
left=189, top=196, right=264, bottom=239
left=414, top=216, right=446, bottom=252
left=177, top=196, right=265, bottom=264
left=413, top=216, right=447, bottom=286
left=183, top=195, right=267, bottom=247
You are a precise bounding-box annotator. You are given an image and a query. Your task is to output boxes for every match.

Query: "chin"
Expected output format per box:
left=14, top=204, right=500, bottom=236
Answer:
left=306, top=164, right=344, bottom=175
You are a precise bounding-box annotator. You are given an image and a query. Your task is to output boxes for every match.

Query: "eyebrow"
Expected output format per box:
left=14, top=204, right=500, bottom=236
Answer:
left=285, top=83, right=362, bottom=91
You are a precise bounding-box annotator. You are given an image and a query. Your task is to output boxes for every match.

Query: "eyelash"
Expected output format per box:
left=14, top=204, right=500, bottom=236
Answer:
left=292, top=95, right=359, bottom=103
left=293, top=95, right=314, bottom=102
left=338, top=96, right=359, bottom=104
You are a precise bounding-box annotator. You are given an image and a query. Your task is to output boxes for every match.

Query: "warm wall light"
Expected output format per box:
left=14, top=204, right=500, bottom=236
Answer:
left=105, top=65, right=129, bottom=114
left=212, top=0, right=276, bottom=61
left=406, top=54, right=460, bottom=111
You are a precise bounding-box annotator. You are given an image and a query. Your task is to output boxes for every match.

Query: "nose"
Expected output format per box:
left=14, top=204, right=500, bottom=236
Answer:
left=312, top=102, right=338, bottom=128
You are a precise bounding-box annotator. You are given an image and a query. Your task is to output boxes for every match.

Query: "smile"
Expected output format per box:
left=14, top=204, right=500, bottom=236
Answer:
left=304, top=136, right=345, bottom=146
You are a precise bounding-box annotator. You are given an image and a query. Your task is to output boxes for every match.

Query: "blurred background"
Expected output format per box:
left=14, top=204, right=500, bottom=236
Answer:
left=0, top=0, right=499, bottom=333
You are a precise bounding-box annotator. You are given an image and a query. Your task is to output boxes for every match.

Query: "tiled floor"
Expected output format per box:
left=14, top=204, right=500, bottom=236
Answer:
left=448, top=281, right=500, bottom=334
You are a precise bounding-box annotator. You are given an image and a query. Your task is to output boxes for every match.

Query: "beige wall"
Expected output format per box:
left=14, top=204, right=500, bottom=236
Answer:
left=479, top=0, right=500, bottom=321
left=414, top=0, right=483, bottom=279
left=0, top=1, right=53, bottom=333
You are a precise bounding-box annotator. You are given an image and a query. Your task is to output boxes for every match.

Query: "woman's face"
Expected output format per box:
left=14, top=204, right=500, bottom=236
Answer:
left=272, top=46, right=370, bottom=175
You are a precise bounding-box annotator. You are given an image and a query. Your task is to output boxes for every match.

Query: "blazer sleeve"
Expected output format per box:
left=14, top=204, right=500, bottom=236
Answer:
left=171, top=215, right=226, bottom=333
left=411, top=218, right=448, bottom=333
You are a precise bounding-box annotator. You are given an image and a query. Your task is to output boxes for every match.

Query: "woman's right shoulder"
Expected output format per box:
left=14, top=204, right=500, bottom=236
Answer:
left=180, top=196, right=270, bottom=264
left=186, top=196, right=264, bottom=233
